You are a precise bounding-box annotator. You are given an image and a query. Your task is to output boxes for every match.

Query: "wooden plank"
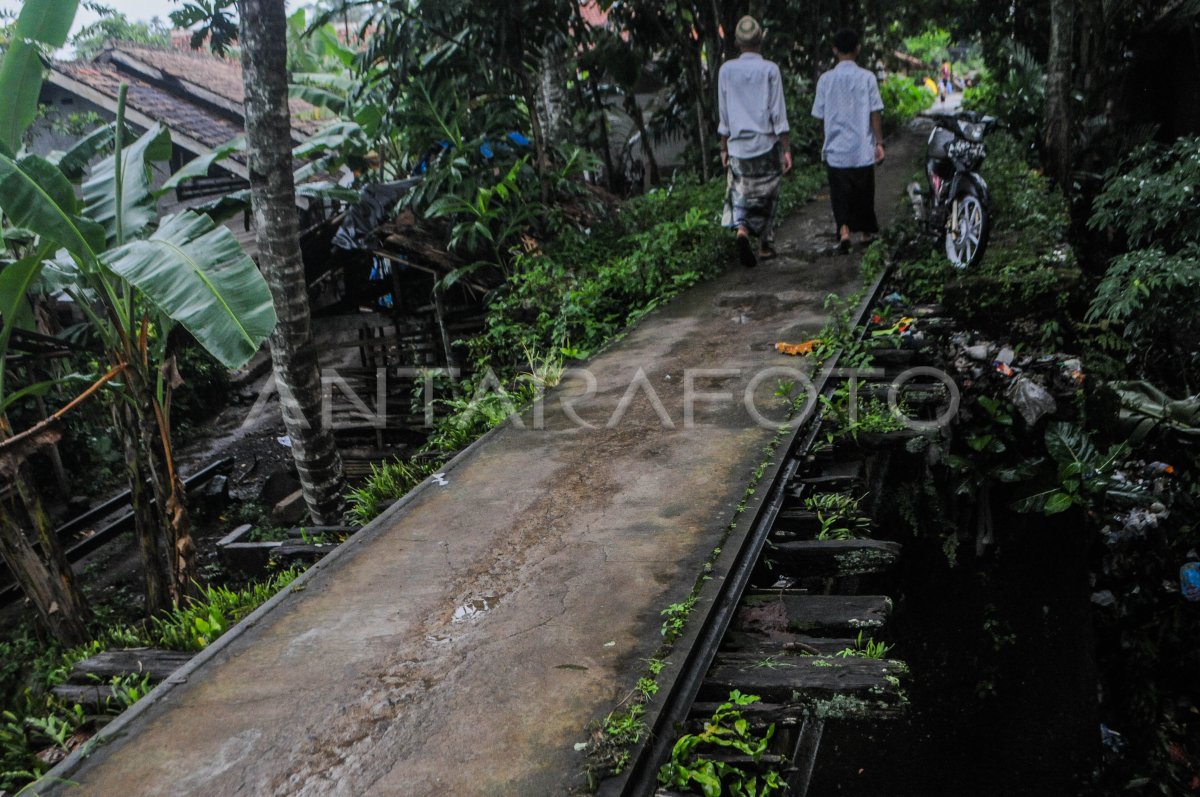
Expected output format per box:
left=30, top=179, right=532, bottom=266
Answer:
left=789, top=473, right=862, bottom=490
left=739, top=594, right=891, bottom=636
left=65, top=649, right=193, bottom=685
left=701, top=654, right=907, bottom=716
left=722, top=630, right=857, bottom=656
left=51, top=683, right=118, bottom=712
left=771, top=539, right=901, bottom=577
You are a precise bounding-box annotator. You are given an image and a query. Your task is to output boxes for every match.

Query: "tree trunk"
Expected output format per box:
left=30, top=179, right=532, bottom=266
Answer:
left=588, top=81, right=617, bottom=192
left=0, top=456, right=91, bottom=646
left=624, top=92, right=660, bottom=188
left=0, top=504, right=89, bottom=646
left=1044, top=0, right=1076, bottom=187
left=119, top=404, right=173, bottom=616
left=238, top=0, right=345, bottom=525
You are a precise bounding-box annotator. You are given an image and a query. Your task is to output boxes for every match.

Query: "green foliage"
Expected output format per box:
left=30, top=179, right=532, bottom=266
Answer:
left=346, top=458, right=438, bottom=526
left=466, top=169, right=817, bottom=385
left=902, top=27, right=952, bottom=65
left=1086, top=137, right=1200, bottom=386
left=1011, top=422, right=1127, bottom=516
left=658, top=690, right=785, bottom=797
left=140, top=569, right=301, bottom=651
left=0, top=568, right=298, bottom=791
left=70, top=11, right=171, bottom=61
left=879, top=75, right=934, bottom=136
left=835, top=631, right=893, bottom=659
left=661, top=594, right=699, bottom=644
left=1088, top=137, right=1200, bottom=253
left=804, top=492, right=872, bottom=541
left=960, top=42, right=1045, bottom=154
left=427, top=156, right=539, bottom=284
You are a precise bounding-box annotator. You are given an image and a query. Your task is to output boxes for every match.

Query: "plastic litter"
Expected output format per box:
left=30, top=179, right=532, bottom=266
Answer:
left=431, top=473, right=449, bottom=487
left=331, top=179, right=421, bottom=252
left=1091, top=590, right=1116, bottom=607
left=1181, top=562, right=1200, bottom=602
left=775, top=339, right=821, bottom=356
left=1100, top=724, right=1126, bottom=752
left=277, top=435, right=292, bottom=448
left=963, top=343, right=991, bottom=361
left=1006, top=375, right=1057, bottom=425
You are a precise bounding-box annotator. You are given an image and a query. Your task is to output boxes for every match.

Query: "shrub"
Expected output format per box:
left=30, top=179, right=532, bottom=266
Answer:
left=1088, top=136, right=1200, bottom=254
left=880, top=75, right=934, bottom=135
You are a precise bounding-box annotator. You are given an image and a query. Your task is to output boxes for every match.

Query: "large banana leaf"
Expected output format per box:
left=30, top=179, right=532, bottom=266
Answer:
left=83, top=123, right=173, bottom=245
left=190, top=181, right=359, bottom=223
left=0, top=153, right=105, bottom=261
left=49, top=122, right=118, bottom=183
left=156, top=135, right=245, bottom=196
left=101, top=211, right=277, bottom=368
left=0, top=255, right=45, bottom=400
left=0, top=0, right=80, bottom=152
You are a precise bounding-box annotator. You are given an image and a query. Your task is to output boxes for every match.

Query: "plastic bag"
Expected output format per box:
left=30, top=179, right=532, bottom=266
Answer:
left=1007, top=375, right=1057, bottom=426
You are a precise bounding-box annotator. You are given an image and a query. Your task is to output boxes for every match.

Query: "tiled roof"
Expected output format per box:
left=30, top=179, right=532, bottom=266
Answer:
left=47, top=42, right=327, bottom=155
left=50, top=61, right=245, bottom=152
left=109, top=45, right=327, bottom=136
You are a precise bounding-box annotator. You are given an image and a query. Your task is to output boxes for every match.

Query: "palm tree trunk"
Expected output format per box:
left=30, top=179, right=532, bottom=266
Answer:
left=238, top=0, right=345, bottom=525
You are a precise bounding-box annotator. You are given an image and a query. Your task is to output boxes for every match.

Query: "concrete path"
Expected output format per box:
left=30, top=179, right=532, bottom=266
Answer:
left=43, top=134, right=917, bottom=797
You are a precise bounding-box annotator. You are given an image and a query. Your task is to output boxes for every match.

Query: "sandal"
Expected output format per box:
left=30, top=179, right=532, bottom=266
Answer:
left=837, top=238, right=852, bottom=254
left=758, top=246, right=777, bottom=261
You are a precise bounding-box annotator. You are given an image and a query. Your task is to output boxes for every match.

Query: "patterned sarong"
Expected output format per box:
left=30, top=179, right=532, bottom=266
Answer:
left=722, top=144, right=782, bottom=244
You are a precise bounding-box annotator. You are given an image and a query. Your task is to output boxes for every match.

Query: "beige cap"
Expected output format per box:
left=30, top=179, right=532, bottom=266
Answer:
left=735, top=15, right=763, bottom=47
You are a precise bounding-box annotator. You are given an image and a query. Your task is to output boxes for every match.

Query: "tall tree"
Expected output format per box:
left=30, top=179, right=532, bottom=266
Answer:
left=237, top=0, right=346, bottom=524
left=1043, top=0, right=1075, bottom=186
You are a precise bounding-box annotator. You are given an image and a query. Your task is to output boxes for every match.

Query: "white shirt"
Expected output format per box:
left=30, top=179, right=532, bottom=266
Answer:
left=717, top=52, right=789, bottom=160
left=811, top=60, right=884, bottom=168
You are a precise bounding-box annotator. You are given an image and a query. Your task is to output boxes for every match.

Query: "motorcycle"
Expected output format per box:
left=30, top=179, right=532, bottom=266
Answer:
left=907, top=110, right=997, bottom=268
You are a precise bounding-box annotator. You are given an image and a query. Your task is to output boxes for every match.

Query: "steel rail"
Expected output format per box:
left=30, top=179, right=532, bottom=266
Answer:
left=604, top=265, right=893, bottom=796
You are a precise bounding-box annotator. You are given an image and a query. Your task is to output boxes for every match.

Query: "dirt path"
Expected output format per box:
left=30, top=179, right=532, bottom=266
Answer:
left=40, top=129, right=921, bottom=797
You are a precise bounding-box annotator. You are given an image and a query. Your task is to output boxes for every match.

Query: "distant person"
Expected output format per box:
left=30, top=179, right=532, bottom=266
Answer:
left=940, top=59, right=954, bottom=97
left=718, top=15, right=792, bottom=267
left=812, top=28, right=885, bottom=252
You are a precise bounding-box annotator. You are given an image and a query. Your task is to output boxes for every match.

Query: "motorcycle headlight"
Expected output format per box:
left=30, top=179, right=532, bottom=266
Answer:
left=958, top=120, right=988, bottom=142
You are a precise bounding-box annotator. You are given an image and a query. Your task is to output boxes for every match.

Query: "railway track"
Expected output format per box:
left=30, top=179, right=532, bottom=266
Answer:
left=601, top=265, right=942, bottom=796
left=0, top=458, right=233, bottom=608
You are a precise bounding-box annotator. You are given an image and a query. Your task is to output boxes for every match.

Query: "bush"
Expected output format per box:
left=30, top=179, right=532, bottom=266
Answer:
left=1088, top=136, right=1200, bottom=255
left=960, top=42, right=1045, bottom=156
left=879, top=75, right=934, bottom=135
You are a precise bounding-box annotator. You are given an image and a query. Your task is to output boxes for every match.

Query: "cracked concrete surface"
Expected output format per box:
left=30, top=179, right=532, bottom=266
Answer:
left=42, top=135, right=917, bottom=796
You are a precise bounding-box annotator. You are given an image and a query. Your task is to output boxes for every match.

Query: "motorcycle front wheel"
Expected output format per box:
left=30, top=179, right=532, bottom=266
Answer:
left=944, top=190, right=989, bottom=268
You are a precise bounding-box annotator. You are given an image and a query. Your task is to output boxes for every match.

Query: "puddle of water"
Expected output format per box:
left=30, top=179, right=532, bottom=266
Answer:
left=451, top=594, right=496, bottom=623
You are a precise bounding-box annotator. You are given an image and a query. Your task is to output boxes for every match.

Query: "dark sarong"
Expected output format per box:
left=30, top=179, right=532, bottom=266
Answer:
left=827, top=164, right=879, bottom=235
left=723, top=145, right=782, bottom=244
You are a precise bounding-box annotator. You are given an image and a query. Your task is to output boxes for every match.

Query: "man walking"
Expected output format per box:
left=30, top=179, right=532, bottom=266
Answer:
left=812, top=28, right=885, bottom=253
left=718, top=15, right=792, bottom=268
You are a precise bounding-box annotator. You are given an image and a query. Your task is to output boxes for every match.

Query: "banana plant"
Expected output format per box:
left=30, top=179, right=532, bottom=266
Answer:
left=0, top=59, right=277, bottom=617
